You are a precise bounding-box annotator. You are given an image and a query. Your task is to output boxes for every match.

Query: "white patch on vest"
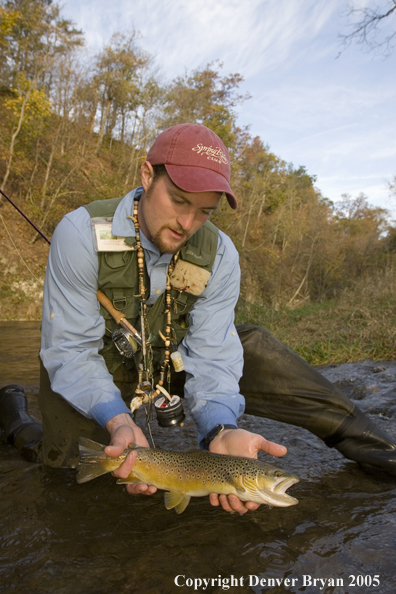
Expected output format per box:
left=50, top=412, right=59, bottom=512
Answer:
left=170, top=260, right=211, bottom=296
left=92, top=221, right=135, bottom=252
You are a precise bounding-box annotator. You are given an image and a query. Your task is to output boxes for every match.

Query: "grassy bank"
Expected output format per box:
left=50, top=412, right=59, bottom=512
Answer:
left=235, top=269, right=396, bottom=365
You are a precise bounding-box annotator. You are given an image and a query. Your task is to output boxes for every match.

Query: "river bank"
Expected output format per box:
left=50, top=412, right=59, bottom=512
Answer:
left=236, top=268, right=396, bottom=365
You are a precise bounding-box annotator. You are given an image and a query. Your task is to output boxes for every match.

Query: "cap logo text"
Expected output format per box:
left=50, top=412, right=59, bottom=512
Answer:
left=192, top=143, right=228, bottom=165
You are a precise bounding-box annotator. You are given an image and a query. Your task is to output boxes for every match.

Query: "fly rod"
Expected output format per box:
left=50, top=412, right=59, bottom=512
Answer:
left=1, top=188, right=51, bottom=245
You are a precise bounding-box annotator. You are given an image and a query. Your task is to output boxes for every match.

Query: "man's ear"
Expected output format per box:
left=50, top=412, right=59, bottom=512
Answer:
left=140, top=161, right=154, bottom=191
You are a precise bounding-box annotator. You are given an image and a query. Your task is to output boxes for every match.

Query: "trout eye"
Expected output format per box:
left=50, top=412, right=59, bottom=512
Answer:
left=274, top=471, right=283, bottom=477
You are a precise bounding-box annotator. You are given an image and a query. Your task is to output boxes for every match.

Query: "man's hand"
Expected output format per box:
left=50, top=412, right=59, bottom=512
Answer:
left=208, top=428, right=287, bottom=514
left=105, top=413, right=157, bottom=496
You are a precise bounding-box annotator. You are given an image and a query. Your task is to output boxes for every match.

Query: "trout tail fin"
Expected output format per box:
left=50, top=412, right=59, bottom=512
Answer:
left=76, top=437, right=109, bottom=484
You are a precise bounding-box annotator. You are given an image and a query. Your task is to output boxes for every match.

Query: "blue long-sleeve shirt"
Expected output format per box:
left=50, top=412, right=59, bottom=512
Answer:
left=40, top=188, right=245, bottom=445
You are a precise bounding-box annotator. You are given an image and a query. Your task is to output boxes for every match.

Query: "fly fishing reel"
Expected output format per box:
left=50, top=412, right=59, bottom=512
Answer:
left=130, top=382, right=185, bottom=428
left=154, top=394, right=185, bottom=427
left=112, top=328, right=139, bottom=358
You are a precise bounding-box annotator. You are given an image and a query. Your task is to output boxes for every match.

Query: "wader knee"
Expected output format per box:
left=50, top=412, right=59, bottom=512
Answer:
left=38, top=362, right=109, bottom=469
left=0, top=384, right=43, bottom=463
left=237, top=324, right=396, bottom=476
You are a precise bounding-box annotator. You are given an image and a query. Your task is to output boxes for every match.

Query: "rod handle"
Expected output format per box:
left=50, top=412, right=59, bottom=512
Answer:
left=96, top=289, right=142, bottom=345
left=96, top=289, right=125, bottom=323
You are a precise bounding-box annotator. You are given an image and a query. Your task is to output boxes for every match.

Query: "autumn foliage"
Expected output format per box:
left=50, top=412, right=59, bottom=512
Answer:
left=1, top=0, right=395, bottom=328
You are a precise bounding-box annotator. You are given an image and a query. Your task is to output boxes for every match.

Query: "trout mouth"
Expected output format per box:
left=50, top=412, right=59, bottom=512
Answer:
left=273, top=476, right=299, bottom=494
left=260, top=475, right=300, bottom=507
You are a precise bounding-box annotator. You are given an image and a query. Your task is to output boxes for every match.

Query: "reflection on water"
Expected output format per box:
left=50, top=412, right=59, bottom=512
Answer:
left=0, top=321, right=41, bottom=386
left=1, top=323, right=396, bottom=594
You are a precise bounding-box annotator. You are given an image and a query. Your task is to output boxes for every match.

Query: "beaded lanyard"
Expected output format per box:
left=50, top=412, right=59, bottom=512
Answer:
left=127, top=200, right=179, bottom=407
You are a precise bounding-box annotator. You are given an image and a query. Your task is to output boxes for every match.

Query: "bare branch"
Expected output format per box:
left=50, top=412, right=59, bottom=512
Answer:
left=339, top=0, right=396, bottom=56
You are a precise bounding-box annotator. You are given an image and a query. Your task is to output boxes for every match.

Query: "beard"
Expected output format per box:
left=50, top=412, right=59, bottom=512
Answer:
left=140, top=179, right=192, bottom=254
left=151, top=224, right=190, bottom=254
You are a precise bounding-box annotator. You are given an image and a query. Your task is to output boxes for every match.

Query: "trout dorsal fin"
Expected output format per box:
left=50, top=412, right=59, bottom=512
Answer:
left=164, top=491, right=191, bottom=514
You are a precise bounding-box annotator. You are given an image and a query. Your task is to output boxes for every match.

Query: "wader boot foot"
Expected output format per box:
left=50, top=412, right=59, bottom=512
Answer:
left=0, top=384, right=43, bottom=463
left=324, top=408, right=396, bottom=476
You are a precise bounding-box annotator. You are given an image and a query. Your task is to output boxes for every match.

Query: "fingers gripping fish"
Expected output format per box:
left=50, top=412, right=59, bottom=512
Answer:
left=76, top=437, right=299, bottom=514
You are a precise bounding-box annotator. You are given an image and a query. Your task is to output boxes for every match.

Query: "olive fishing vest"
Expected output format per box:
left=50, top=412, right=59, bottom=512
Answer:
left=84, top=193, right=219, bottom=374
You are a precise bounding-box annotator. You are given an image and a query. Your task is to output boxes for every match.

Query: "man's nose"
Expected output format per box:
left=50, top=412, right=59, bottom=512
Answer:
left=176, top=212, right=195, bottom=231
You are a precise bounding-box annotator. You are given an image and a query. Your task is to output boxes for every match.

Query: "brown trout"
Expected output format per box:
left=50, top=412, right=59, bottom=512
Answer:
left=76, top=437, right=299, bottom=514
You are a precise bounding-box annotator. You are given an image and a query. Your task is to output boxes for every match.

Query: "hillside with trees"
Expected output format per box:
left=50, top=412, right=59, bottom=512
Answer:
left=1, top=0, right=395, bottom=362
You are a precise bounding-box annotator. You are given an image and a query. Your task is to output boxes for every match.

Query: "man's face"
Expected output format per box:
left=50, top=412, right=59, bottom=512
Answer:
left=138, top=162, right=222, bottom=254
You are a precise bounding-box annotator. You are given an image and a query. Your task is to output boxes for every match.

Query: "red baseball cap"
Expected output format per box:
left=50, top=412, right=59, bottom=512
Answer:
left=146, top=123, right=237, bottom=209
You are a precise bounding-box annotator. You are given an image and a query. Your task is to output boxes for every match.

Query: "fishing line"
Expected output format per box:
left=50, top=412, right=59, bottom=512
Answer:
left=144, top=406, right=156, bottom=449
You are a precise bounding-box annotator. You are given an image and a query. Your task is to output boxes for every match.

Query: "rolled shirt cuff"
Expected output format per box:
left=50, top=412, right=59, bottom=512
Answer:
left=91, top=398, right=133, bottom=429
left=192, top=402, right=239, bottom=448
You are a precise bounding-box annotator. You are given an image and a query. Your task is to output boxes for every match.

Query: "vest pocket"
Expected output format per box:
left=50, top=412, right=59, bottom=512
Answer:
left=99, top=288, right=140, bottom=322
left=172, top=315, right=191, bottom=344
left=103, top=251, right=131, bottom=269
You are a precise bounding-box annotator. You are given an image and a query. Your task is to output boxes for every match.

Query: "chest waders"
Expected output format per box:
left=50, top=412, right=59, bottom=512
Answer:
left=237, top=325, right=396, bottom=475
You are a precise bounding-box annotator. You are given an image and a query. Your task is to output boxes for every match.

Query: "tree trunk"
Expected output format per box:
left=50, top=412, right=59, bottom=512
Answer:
left=95, top=100, right=111, bottom=153
left=40, top=124, right=62, bottom=209
left=1, top=88, right=32, bottom=194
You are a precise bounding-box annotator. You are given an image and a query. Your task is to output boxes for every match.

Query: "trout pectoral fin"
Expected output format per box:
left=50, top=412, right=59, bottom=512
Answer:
left=164, top=491, right=191, bottom=514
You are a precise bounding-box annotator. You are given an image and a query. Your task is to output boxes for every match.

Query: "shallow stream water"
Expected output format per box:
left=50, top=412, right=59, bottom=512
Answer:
left=0, top=321, right=396, bottom=594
